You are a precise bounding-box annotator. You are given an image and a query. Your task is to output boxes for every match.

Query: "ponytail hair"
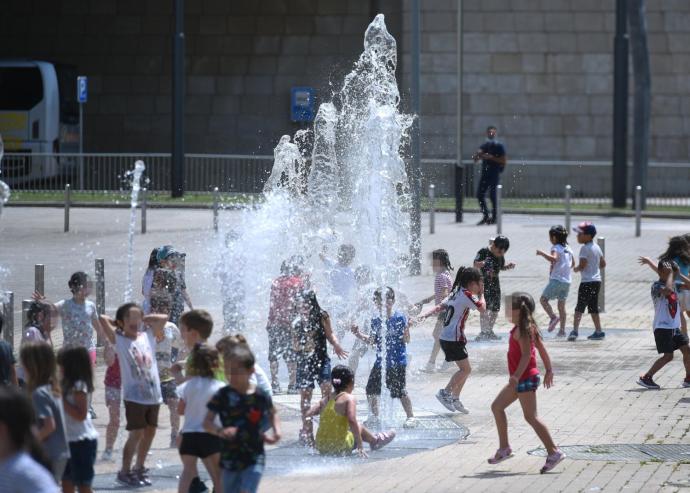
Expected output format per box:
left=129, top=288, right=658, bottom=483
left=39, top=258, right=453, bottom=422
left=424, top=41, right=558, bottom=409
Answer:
left=510, top=292, right=539, bottom=341
left=451, top=266, right=482, bottom=293
left=331, top=365, right=354, bottom=393
left=432, top=249, right=453, bottom=271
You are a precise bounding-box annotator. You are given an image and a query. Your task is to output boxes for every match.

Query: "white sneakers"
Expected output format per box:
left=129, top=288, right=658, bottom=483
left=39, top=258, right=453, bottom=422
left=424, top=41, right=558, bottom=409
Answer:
left=436, top=389, right=470, bottom=414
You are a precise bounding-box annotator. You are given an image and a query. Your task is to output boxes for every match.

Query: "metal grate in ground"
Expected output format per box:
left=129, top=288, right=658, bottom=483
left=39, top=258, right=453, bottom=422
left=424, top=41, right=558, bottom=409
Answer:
left=528, top=444, right=690, bottom=462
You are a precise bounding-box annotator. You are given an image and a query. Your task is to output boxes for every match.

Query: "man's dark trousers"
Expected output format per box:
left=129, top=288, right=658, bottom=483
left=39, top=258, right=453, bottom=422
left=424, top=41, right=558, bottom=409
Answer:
left=477, top=167, right=500, bottom=221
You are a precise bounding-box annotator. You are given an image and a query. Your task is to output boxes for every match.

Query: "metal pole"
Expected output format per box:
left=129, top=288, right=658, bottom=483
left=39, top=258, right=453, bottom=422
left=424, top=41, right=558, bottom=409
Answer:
left=21, top=300, right=32, bottom=330
left=141, top=187, right=147, bottom=234
left=612, top=0, right=629, bottom=208
left=95, top=258, right=105, bottom=346
left=455, top=0, right=464, bottom=223
left=597, top=237, right=606, bottom=312
left=629, top=0, right=650, bottom=210
left=409, top=0, right=422, bottom=275
left=2, top=292, right=13, bottom=348
left=564, top=184, right=572, bottom=233
left=635, top=185, right=642, bottom=237
left=496, top=184, right=503, bottom=235
left=79, top=102, right=84, bottom=191
left=171, top=0, right=186, bottom=198
left=64, top=184, right=70, bottom=232
left=429, top=183, right=436, bottom=234
left=213, top=187, right=219, bottom=232
left=34, top=264, right=45, bottom=296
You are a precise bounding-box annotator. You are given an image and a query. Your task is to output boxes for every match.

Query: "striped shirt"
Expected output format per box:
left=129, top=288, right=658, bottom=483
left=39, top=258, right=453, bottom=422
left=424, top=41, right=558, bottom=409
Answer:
left=434, top=270, right=453, bottom=304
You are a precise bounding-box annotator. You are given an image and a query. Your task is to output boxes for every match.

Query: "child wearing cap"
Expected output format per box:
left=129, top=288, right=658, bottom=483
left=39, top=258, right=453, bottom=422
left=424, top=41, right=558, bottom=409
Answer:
left=569, top=222, right=606, bottom=341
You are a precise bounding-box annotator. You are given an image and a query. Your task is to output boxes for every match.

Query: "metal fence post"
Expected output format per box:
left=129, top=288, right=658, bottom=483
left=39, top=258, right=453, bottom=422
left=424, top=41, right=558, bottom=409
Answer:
left=2, top=292, right=13, bottom=348
left=64, top=184, right=71, bottom=233
left=635, top=185, right=642, bottom=237
left=95, top=258, right=105, bottom=346
left=496, top=184, right=503, bottom=235
left=564, top=184, right=572, bottom=233
left=34, top=264, right=45, bottom=296
left=22, top=299, right=32, bottom=329
left=213, top=187, right=219, bottom=232
left=597, top=236, right=606, bottom=313
left=429, top=183, right=436, bottom=234
left=141, top=187, right=147, bottom=235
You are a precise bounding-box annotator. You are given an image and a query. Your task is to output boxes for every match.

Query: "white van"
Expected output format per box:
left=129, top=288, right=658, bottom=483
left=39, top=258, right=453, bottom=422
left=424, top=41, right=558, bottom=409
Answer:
left=0, top=60, right=79, bottom=185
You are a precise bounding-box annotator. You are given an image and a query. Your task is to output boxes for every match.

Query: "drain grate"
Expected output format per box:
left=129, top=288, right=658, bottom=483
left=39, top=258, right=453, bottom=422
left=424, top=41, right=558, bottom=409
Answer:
left=528, top=444, right=690, bottom=462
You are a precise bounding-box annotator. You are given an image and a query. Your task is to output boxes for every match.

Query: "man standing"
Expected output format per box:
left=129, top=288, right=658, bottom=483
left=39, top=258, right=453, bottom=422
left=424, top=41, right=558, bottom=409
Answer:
left=472, top=126, right=507, bottom=225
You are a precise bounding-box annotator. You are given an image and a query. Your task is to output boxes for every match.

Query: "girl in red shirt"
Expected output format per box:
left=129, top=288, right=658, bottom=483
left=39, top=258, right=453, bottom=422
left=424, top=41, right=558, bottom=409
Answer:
left=488, top=292, right=565, bottom=474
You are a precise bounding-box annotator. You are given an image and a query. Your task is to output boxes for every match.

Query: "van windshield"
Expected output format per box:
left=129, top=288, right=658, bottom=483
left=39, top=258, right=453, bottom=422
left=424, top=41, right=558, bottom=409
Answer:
left=0, top=67, right=43, bottom=110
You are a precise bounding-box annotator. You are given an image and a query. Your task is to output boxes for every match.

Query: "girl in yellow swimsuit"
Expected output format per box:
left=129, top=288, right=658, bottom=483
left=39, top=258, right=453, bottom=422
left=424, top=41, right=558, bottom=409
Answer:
left=306, top=365, right=395, bottom=457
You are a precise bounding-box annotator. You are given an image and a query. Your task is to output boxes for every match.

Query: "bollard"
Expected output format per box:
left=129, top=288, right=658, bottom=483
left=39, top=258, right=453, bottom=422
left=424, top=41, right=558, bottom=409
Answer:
left=597, top=236, right=606, bottom=313
left=95, top=258, right=105, bottom=346
left=34, top=264, right=45, bottom=296
left=213, top=187, right=220, bottom=232
left=21, top=299, right=32, bottom=330
left=2, top=292, right=13, bottom=348
left=496, top=184, right=503, bottom=235
left=141, top=187, right=147, bottom=234
left=564, top=184, right=572, bottom=233
left=64, top=183, right=71, bottom=232
left=635, top=185, right=642, bottom=237
left=429, top=183, right=436, bottom=234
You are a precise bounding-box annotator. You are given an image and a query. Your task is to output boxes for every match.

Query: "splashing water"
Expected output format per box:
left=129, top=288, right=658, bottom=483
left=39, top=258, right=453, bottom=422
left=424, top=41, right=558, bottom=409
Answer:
left=0, top=134, right=10, bottom=304
left=124, top=160, right=146, bottom=302
left=216, top=14, right=412, bottom=354
left=0, top=134, right=9, bottom=217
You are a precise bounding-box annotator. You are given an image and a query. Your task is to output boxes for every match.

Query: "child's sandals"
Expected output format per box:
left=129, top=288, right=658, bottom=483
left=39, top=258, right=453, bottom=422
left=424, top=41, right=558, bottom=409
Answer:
left=370, top=430, right=396, bottom=451
left=487, top=447, right=513, bottom=464
left=540, top=449, right=565, bottom=474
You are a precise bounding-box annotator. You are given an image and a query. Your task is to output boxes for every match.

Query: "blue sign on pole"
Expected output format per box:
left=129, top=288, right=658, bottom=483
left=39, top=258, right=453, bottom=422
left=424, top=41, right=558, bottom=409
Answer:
left=77, top=76, right=88, bottom=104
left=290, top=87, right=315, bottom=122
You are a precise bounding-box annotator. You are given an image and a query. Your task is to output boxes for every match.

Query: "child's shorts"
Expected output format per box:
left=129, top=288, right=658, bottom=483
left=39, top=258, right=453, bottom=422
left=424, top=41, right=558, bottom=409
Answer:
left=124, top=401, right=160, bottom=430
left=222, top=464, right=264, bottom=493
left=296, top=355, right=331, bottom=390
left=439, top=339, right=468, bottom=362
left=516, top=375, right=541, bottom=393
left=575, top=281, right=601, bottom=314
left=541, top=279, right=570, bottom=301
left=385, top=365, right=408, bottom=399
left=160, top=380, right=178, bottom=401
left=105, top=386, right=121, bottom=407
left=365, top=364, right=408, bottom=398
left=267, top=325, right=294, bottom=363
left=654, top=328, right=689, bottom=354
left=179, top=432, right=221, bottom=459
left=63, top=438, right=98, bottom=486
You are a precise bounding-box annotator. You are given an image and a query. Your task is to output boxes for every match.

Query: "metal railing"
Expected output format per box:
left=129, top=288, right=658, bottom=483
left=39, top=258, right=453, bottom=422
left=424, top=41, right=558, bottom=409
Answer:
left=1, top=153, right=273, bottom=194
left=2, top=153, right=689, bottom=207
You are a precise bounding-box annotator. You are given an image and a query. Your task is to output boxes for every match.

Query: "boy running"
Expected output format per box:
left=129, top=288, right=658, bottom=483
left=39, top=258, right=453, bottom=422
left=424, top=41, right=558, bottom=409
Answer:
left=637, top=260, right=690, bottom=389
left=569, top=222, right=606, bottom=341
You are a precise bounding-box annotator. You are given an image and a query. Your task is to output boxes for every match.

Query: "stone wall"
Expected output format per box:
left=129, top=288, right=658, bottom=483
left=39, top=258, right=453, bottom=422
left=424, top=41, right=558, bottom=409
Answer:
left=1, top=0, right=688, bottom=163
left=401, top=0, right=690, bottom=162
left=0, top=0, right=391, bottom=153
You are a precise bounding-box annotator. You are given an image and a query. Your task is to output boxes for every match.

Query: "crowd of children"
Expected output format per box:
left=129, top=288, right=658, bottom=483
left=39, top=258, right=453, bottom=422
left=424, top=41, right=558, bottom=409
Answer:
left=5, top=225, right=690, bottom=490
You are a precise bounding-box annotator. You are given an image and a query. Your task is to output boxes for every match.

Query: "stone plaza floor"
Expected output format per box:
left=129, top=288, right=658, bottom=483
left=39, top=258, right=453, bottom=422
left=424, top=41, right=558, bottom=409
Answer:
left=2, top=207, right=690, bottom=492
